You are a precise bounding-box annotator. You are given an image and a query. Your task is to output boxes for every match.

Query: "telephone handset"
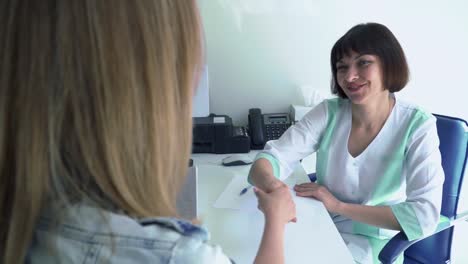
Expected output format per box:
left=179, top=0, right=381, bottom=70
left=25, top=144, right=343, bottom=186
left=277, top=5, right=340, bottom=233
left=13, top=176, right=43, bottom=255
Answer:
left=248, top=108, right=291, bottom=149
left=248, top=108, right=264, bottom=148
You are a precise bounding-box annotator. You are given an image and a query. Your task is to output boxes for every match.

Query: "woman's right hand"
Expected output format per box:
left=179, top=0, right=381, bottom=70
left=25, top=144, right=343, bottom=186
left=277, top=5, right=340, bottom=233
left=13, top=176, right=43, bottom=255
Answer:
left=254, top=183, right=296, bottom=224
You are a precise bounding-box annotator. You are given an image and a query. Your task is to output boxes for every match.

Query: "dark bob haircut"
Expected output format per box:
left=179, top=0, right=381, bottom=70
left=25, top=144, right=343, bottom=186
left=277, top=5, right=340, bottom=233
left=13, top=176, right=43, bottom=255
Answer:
left=330, top=23, right=409, bottom=98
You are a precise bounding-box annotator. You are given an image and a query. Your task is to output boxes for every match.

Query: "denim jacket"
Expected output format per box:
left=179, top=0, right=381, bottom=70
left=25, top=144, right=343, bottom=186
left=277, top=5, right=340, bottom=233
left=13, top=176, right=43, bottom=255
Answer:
left=27, top=203, right=233, bottom=264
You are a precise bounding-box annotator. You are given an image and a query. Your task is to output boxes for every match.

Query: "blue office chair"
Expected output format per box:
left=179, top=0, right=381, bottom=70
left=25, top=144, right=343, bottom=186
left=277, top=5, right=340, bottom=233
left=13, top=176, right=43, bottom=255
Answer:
left=379, top=114, right=468, bottom=263
left=307, top=114, right=468, bottom=264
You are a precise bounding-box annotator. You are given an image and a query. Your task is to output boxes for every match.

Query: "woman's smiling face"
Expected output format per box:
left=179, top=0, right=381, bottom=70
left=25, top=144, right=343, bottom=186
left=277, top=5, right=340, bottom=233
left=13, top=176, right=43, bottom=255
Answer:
left=336, top=51, right=386, bottom=105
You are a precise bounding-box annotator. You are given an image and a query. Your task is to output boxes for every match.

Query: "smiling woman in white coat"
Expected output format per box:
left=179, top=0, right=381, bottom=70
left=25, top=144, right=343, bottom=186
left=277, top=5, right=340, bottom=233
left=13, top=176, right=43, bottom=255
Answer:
left=248, top=22, right=444, bottom=264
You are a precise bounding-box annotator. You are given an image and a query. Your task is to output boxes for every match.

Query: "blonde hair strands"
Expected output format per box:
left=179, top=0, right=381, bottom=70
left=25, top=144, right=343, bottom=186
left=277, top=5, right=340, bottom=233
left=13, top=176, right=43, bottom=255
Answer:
left=0, top=0, right=202, bottom=262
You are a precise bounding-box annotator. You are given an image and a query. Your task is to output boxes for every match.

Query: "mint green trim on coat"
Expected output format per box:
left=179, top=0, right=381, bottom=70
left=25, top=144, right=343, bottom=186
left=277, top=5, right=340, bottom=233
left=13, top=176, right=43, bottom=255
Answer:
left=316, top=98, right=342, bottom=185
left=247, top=153, right=281, bottom=185
left=368, top=108, right=431, bottom=206
left=433, top=215, right=450, bottom=232
left=438, top=214, right=450, bottom=227
left=391, top=203, right=423, bottom=241
left=353, top=221, right=386, bottom=239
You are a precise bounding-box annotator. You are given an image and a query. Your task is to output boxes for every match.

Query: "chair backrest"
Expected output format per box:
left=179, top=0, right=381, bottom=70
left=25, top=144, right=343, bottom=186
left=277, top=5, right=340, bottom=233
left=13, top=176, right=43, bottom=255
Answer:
left=437, top=114, right=468, bottom=218
left=404, top=114, right=468, bottom=263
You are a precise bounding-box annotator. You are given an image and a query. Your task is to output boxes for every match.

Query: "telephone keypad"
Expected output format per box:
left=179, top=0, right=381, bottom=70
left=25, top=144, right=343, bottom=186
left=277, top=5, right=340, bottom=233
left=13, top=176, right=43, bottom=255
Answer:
left=248, top=110, right=291, bottom=149
left=265, top=124, right=290, bottom=141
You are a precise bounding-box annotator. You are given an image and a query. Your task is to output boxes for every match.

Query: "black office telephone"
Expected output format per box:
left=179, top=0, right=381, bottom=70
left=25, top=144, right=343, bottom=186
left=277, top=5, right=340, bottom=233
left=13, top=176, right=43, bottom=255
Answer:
left=248, top=108, right=292, bottom=149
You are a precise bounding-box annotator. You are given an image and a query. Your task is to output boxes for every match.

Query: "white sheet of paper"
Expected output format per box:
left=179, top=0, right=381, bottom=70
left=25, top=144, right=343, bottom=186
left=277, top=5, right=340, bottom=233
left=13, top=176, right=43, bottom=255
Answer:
left=213, top=169, right=319, bottom=212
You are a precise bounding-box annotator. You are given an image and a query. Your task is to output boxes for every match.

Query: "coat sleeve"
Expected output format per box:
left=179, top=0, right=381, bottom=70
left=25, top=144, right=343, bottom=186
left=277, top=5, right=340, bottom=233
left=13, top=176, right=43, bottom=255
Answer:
left=253, top=101, right=329, bottom=181
left=390, top=116, right=445, bottom=241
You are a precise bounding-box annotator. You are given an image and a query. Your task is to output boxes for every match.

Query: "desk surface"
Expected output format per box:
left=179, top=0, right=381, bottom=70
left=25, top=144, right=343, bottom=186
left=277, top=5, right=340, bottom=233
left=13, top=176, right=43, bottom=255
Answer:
left=192, top=152, right=354, bottom=264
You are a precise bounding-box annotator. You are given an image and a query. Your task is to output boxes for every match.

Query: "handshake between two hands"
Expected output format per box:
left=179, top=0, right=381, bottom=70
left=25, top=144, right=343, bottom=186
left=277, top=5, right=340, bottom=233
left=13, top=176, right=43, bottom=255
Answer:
left=253, top=179, right=342, bottom=225
left=253, top=180, right=296, bottom=224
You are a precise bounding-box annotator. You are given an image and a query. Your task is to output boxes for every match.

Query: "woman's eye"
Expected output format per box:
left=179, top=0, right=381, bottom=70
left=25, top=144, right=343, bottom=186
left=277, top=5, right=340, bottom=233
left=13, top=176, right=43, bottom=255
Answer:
left=336, top=65, right=348, bottom=71
left=358, top=60, right=371, bottom=67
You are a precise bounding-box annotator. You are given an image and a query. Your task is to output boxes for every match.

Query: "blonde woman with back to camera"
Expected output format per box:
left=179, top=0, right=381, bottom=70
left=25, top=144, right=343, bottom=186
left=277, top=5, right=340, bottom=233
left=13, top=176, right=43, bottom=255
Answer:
left=0, top=1, right=296, bottom=263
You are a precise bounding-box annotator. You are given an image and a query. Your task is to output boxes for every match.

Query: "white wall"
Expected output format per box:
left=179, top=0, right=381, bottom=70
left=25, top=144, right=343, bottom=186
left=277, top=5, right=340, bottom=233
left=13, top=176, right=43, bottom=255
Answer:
left=199, top=0, right=468, bottom=126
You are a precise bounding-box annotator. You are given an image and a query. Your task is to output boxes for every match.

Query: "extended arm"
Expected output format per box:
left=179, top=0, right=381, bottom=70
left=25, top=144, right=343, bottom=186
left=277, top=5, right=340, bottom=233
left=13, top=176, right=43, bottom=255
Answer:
left=254, top=218, right=286, bottom=264
left=248, top=102, right=328, bottom=192
left=253, top=184, right=296, bottom=264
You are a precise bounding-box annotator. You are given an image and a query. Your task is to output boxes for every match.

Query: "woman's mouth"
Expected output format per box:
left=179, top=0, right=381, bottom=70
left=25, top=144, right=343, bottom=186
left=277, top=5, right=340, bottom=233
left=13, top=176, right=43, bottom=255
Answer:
left=347, top=83, right=366, bottom=92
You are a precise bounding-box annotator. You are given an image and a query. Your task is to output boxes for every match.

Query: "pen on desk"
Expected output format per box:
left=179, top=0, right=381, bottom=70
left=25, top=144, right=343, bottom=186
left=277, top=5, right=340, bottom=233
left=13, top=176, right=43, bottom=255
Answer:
left=239, top=185, right=253, bottom=196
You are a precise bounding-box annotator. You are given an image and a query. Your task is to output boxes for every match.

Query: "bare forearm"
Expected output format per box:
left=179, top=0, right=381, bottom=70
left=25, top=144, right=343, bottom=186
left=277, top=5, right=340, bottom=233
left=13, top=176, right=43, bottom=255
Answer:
left=248, top=158, right=279, bottom=191
left=254, top=219, right=285, bottom=264
left=336, top=203, right=402, bottom=231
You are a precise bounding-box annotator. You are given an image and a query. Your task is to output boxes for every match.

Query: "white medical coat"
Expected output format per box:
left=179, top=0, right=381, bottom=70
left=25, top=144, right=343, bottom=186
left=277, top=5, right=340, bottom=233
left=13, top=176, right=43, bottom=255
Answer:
left=257, top=96, right=444, bottom=263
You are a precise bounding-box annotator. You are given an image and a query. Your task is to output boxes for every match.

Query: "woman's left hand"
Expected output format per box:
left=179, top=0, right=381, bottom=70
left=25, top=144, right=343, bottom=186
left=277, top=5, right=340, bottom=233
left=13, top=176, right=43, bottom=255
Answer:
left=294, top=182, right=342, bottom=213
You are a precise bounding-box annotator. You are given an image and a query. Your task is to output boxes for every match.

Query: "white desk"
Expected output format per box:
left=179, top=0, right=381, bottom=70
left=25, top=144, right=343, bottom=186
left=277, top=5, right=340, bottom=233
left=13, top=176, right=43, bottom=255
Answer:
left=192, top=152, right=354, bottom=264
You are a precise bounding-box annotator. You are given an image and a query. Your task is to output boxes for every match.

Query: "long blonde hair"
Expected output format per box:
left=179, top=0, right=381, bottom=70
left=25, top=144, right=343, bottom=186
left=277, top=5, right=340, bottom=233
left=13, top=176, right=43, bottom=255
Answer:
left=0, top=0, right=202, bottom=262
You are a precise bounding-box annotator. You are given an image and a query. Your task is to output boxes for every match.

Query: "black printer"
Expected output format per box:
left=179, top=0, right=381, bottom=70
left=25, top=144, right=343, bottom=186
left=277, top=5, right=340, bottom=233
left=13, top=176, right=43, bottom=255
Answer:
left=192, top=114, right=250, bottom=154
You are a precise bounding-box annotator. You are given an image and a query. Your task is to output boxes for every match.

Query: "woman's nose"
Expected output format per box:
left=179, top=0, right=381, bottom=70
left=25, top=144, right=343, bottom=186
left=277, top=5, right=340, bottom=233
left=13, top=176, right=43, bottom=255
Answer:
left=345, top=67, right=359, bottom=82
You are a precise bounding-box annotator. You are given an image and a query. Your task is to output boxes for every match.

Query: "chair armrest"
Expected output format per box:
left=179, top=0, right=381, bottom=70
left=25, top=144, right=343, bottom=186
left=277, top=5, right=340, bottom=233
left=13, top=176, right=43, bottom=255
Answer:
left=378, top=232, right=418, bottom=264
left=378, top=212, right=468, bottom=264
